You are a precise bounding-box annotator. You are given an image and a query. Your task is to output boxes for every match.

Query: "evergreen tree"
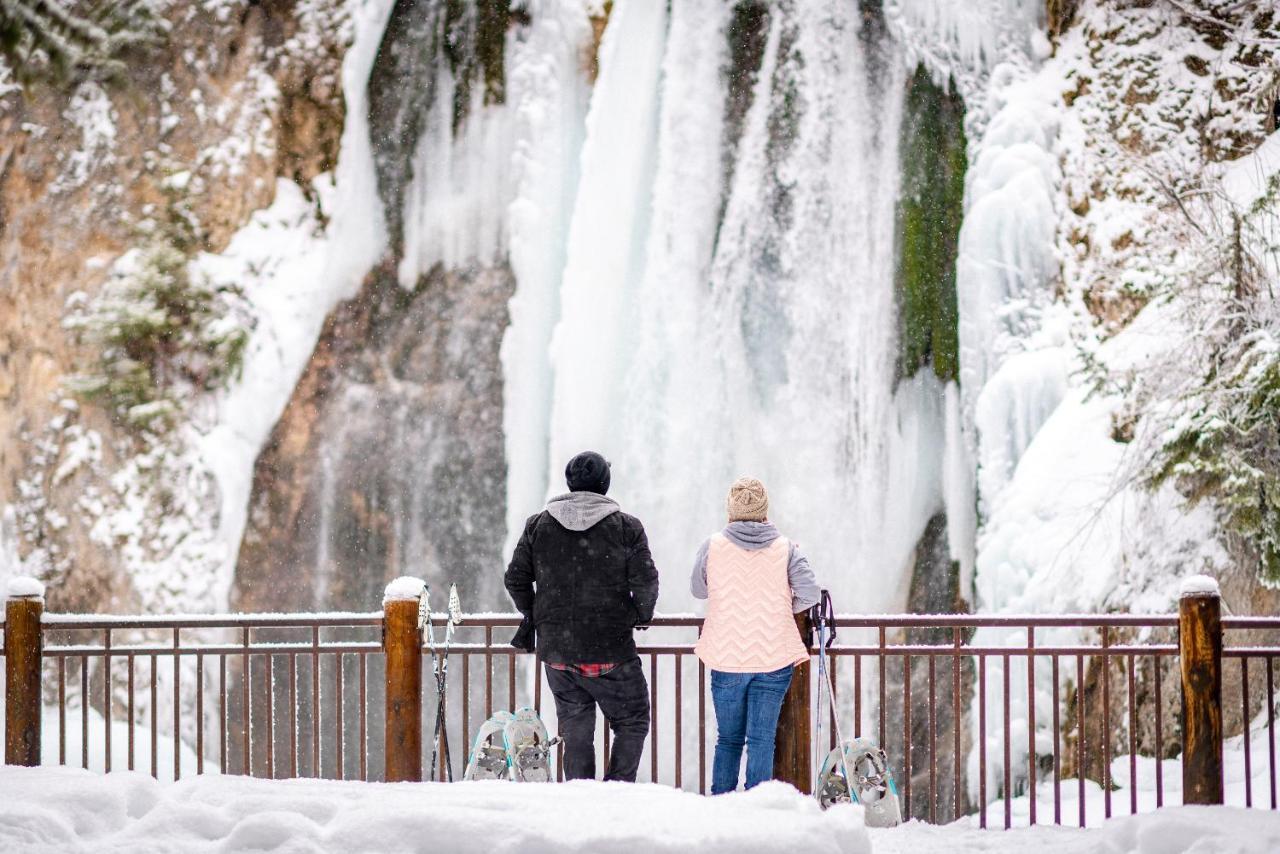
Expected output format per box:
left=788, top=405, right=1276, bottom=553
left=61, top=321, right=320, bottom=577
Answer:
left=0, top=0, right=161, bottom=84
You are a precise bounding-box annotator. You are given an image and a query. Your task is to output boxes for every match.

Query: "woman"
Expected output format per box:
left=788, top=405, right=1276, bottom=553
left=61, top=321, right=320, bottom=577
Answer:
left=692, top=477, right=821, bottom=794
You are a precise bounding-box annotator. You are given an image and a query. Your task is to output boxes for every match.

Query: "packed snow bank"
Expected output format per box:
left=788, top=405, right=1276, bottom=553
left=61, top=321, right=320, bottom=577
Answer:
left=4, top=766, right=1274, bottom=854
left=29, top=705, right=208, bottom=779
left=869, top=806, right=1280, bottom=854
left=0, top=767, right=869, bottom=854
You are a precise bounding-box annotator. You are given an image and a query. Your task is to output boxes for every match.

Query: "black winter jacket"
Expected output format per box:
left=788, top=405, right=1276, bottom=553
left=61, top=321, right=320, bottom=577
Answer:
left=504, top=508, right=659, bottom=664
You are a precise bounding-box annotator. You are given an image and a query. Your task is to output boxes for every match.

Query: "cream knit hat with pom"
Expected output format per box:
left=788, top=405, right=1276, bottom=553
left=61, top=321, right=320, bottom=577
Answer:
left=726, top=477, right=769, bottom=522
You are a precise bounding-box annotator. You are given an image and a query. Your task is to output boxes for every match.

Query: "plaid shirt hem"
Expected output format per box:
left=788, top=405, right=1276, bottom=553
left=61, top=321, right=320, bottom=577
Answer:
left=546, top=662, right=619, bottom=678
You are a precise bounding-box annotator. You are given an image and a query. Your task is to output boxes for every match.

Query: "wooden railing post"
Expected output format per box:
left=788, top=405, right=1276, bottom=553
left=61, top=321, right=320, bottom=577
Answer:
left=774, top=611, right=812, bottom=793
left=5, top=577, right=45, bottom=767
left=1179, top=574, right=1223, bottom=805
left=383, top=577, right=424, bottom=782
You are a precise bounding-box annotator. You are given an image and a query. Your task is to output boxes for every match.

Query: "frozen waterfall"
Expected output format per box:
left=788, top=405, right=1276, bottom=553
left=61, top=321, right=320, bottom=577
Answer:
left=545, top=0, right=948, bottom=613
left=250, top=0, right=1031, bottom=616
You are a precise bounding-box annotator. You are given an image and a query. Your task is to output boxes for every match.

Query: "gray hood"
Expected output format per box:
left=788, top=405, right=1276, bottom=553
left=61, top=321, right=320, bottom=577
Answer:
left=722, top=520, right=781, bottom=550
left=545, top=492, right=621, bottom=531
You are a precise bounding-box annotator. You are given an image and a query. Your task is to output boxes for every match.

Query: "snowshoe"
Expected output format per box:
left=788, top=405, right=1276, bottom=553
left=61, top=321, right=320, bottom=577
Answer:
left=816, top=744, right=853, bottom=809
left=845, top=738, right=902, bottom=827
left=504, top=708, right=555, bottom=782
left=463, top=711, right=514, bottom=781
left=815, top=738, right=903, bottom=827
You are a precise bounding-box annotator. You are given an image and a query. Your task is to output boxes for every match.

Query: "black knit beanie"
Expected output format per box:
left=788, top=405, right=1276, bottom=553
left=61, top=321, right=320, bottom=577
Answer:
left=565, top=451, right=611, bottom=495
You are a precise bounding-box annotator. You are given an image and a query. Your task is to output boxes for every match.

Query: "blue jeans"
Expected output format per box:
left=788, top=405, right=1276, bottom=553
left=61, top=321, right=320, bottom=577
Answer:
left=709, top=665, right=794, bottom=794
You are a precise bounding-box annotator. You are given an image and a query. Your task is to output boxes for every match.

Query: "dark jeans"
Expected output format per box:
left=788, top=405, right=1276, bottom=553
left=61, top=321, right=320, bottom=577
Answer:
left=545, top=657, right=650, bottom=782
left=710, top=665, right=794, bottom=794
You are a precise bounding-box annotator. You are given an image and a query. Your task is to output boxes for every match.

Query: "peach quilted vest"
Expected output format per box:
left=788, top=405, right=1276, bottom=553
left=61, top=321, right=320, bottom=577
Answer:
left=694, top=533, right=809, bottom=673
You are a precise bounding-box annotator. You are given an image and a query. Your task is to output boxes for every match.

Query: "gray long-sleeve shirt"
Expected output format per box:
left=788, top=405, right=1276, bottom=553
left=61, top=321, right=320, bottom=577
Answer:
left=690, top=520, right=821, bottom=613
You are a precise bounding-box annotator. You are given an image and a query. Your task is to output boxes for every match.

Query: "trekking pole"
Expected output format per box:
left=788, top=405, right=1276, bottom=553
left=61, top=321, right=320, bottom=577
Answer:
left=427, top=584, right=462, bottom=782
left=812, top=596, right=825, bottom=780
left=441, top=585, right=462, bottom=778
left=424, top=586, right=442, bottom=781
left=812, top=591, right=849, bottom=790
left=813, top=619, right=824, bottom=782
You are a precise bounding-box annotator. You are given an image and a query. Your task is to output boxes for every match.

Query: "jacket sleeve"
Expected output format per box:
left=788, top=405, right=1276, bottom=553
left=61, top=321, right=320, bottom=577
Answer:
left=788, top=542, right=821, bottom=613
left=504, top=516, right=537, bottom=617
left=627, top=521, right=660, bottom=625
left=690, top=539, right=710, bottom=601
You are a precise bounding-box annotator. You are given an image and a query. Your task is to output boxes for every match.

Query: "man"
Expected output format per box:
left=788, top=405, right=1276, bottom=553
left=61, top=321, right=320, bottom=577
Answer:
left=504, top=451, right=660, bottom=782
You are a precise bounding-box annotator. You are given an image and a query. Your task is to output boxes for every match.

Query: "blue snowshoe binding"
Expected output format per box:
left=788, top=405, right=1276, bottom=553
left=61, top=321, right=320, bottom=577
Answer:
left=816, top=737, right=903, bottom=827
left=463, top=711, right=515, bottom=780
left=504, top=708, right=556, bottom=782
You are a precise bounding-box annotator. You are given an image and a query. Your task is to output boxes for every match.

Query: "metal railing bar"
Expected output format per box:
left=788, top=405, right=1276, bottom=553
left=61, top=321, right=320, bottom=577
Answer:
left=978, top=653, right=986, bottom=829
left=1269, top=656, right=1277, bottom=810
left=43, top=642, right=385, bottom=657
left=1222, top=618, right=1280, bottom=629
left=36, top=611, right=1219, bottom=631
left=675, top=655, right=683, bottom=791
left=1128, top=653, right=1137, bottom=815
left=196, top=653, right=204, bottom=775
left=290, top=653, right=298, bottom=778
left=927, top=654, right=936, bottom=823
left=828, top=644, right=1178, bottom=656
left=462, top=653, right=471, bottom=774
left=903, top=652, right=912, bottom=817
left=1243, top=657, right=1253, bottom=807
left=1051, top=654, right=1061, bottom=824
left=311, top=627, right=320, bottom=778
left=104, top=630, right=112, bottom=773
left=39, top=641, right=1190, bottom=657
left=1002, top=652, right=1011, bottom=829
left=58, top=657, right=66, bottom=765
left=834, top=615, right=1180, bottom=628
left=650, top=652, right=659, bottom=784
left=1155, top=654, right=1164, bottom=808
left=41, top=613, right=382, bottom=629
left=1223, top=648, right=1280, bottom=657
left=127, top=654, right=135, bottom=771
left=267, top=655, right=276, bottom=780
left=359, top=652, right=368, bottom=782
left=80, top=655, right=88, bottom=770
left=242, top=628, right=251, bottom=777
left=335, top=653, right=344, bottom=781
left=1027, top=628, right=1036, bottom=826
left=1102, top=626, right=1111, bottom=820
left=698, top=658, right=707, bottom=794
left=1076, top=654, right=1086, bottom=828
left=149, top=654, right=157, bottom=779
left=173, top=627, right=181, bottom=781
left=484, top=626, right=493, bottom=720
left=219, top=654, right=227, bottom=774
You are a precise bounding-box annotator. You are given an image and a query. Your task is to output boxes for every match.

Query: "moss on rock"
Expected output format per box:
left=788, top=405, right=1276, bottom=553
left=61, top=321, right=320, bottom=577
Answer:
left=895, top=64, right=966, bottom=384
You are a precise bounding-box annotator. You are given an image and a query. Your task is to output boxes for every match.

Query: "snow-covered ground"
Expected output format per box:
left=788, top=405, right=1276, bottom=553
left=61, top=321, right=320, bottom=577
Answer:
left=1, top=764, right=1278, bottom=854
left=29, top=703, right=209, bottom=779
left=0, top=767, right=867, bottom=854
left=871, top=806, right=1280, bottom=854
left=975, top=716, right=1280, bottom=830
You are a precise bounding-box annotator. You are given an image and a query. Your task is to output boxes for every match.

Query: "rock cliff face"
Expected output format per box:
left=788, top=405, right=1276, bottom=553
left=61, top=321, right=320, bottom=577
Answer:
left=231, top=0, right=536, bottom=612
left=234, top=260, right=514, bottom=613
left=0, top=1, right=347, bottom=612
